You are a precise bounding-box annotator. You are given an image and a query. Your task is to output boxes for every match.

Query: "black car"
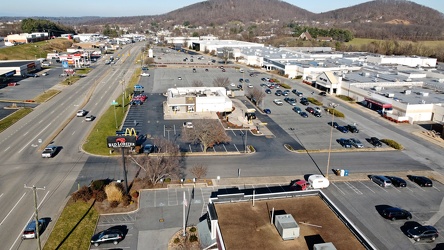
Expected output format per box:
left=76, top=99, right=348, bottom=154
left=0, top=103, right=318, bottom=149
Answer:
left=313, top=111, right=322, bottom=117
left=328, top=122, right=339, bottom=128
left=319, top=91, right=327, bottom=96
left=385, top=176, right=407, bottom=187
left=408, top=175, right=433, bottom=187
left=300, top=112, right=308, bottom=118
left=265, top=89, right=271, bottom=94
left=337, top=138, right=353, bottom=148
left=337, top=126, right=349, bottom=133
left=300, top=100, right=309, bottom=106
left=346, top=124, right=359, bottom=133
left=275, top=90, right=283, bottom=96
left=407, top=225, right=439, bottom=242
left=370, top=137, right=382, bottom=147
left=91, top=228, right=124, bottom=246
left=382, top=207, right=412, bottom=221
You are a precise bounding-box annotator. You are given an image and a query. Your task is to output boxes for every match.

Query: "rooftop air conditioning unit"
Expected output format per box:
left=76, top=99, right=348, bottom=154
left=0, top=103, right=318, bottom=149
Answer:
left=274, top=214, right=299, bottom=240
left=314, top=242, right=337, bottom=250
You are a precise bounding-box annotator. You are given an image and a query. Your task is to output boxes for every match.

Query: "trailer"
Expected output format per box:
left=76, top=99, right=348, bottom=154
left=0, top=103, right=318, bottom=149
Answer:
left=308, top=175, right=330, bottom=189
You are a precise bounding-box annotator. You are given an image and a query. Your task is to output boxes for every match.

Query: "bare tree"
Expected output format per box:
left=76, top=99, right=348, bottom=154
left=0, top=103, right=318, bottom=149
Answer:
left=192, top=80, right=204, bottom=87
left=189, top=163, right=208, bottom=179
left=247, top=86, right=266, bottom=106
left=212, top=77, right=230, bottom=88
left=133, top=138, right=183, bottom=185
left=221, top=47, right=233, bottom=64
left=181, top=119, right=231, bottom=152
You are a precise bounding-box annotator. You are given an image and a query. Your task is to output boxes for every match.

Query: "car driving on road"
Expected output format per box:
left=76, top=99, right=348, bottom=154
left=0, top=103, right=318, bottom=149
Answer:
left=42, top=145, right=57, bottom=158
left=76, top=110, right=87, bottom=117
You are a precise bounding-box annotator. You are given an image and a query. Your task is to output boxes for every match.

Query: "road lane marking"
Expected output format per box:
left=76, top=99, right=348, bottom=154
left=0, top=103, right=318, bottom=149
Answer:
left=23, top=131, right=29, bottom=136
left=0, top=193, right=3, bottom=199
left=18, top=122, right=52, bottom=153
left=0, top=192, right=26, bottom=225
left=4, top=146, right=10, bottom=152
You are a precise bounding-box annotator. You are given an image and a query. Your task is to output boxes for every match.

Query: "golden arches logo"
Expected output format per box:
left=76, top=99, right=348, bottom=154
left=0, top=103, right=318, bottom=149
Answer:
left=124, top=128, right=137, bottom=136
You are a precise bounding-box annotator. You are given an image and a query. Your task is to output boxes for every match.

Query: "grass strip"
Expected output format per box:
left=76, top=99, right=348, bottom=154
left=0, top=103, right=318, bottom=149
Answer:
left=0, top=107, right=33, bottom=133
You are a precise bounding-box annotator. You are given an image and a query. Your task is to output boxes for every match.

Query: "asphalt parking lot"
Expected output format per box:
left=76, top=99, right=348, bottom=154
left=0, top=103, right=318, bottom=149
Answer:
left=323, top=179, right=444, bottom=250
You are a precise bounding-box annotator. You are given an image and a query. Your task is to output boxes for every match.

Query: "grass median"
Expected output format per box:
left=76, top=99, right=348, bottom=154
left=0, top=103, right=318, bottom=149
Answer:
left=0, top=107, right=33, bottom=133
left=83, top=68, right=142, bottom=155
left=44, top=200, right=98, bottom=250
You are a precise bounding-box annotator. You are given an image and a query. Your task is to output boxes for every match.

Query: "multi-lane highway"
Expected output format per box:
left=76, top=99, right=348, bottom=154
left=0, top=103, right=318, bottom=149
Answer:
left=0, top=43, right=143, bottom=249
left=0, top=43, right=443, bottom=250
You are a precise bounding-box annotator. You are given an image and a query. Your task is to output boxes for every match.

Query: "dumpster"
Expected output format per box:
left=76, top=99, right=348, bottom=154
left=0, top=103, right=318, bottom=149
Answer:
left=344, top=170, right=349, bottom=176
left=340, top=169, right=345, bottom=176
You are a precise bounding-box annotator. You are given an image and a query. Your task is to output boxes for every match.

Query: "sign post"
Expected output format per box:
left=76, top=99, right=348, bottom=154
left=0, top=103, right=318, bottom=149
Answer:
left=112, top=100, right=118, bottom=129
left=107, top=135, right=136, bottom=194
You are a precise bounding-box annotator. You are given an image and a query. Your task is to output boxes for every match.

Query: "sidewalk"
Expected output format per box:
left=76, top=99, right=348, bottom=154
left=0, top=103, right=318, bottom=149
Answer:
left=211, top=169, right=444, bottom=187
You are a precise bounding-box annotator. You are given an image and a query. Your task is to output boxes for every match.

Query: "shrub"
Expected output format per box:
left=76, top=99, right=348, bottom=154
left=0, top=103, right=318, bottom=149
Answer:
left=164, top=178, right=171, bottom=183
left=93, top=190, right=107, bottom=202
left=110, top=200, right=119, bottom=208
left=122, top=195, right=132, bottom=206
left=72, top=186, right=92, bottom=202
left=279, top=83, right=291, bottom=89
left=307, top=97, right=322, bottom=106
left=381, top=139, right=403, bottom=150
left=173, top=238, right=180, bottom=244
left=105, top=182, right=124, bottom=203
left=189, top=234, right=198, bottom=242
left=131, top=190, right=139, bottom=199
left=90, top=179, right=110, bottom=191
left=189, top=227, right=197, bottom=232
left=326, top=108, right=345, bottom=118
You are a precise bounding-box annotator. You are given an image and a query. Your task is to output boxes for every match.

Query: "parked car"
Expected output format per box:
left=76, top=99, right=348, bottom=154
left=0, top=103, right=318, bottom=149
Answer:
left=90, top=228, right=124, bottom=246
left=76, top=109, right=87, bottom=117
left=385, top=176, right=407, bottom=187
left=292, top=89, right=303, bottom=96
left=292, top=106, right=302, bottom=114
left=407, top=175, right=433, bottom=187
left=41, top=72, right=48, bottom=76
left=284, top=97, right=297, bottom=106
left=337, top=126, right=349, bottom=133
left=369, top=137, right=382, bottom=147
left=382, top=207, right=412, bottom=220
left=265, top=89, right=272, bottom=94
left=407, top=225, right=439, bottom=242
left=237, top=84, right=243, bottom=89
left=183, top=122, right=194, bottom=128
left=263, top=108, right=271, bottom=114
left=140, top=72, right=150, bottom=77
left=275, top=90, right=283, bottom=96
left=349, top=138, right=364, bottom=148
left=300, top=100, right=309, bottom=106
left=328, top=122, right=339, bottom=128
left=313, top=111, right=322, bottom=117
left=346, top=124, right=359, bottom=133
left=300, top=111, right=308, bottom=118
left=248, top=84, right=253, bottom=88
left=22, top=220, right=43, bottom=239
left=143, top=144, right=155, bottom=154
left=239, top=78, right=243, bottom=82
left=273, top=99, right=283, bottom=105
left=319, top=91, right=327, bottom=96
left=244, top=79, right=250, bottom=83
left=282, top=90, right=290, bottom=96
left=306, top=107, right=315, bottom=114
left=27, top=73, right=39, bottom=78
left=370, top=175, right=392, bottom=187
left=178, top=76, right=182, bottom=80
left=336, top=138, right=353, bottom=148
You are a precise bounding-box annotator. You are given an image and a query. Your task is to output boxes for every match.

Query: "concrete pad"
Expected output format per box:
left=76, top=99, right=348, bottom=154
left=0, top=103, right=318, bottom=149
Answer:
left=138, top=228, right=180, bottom=250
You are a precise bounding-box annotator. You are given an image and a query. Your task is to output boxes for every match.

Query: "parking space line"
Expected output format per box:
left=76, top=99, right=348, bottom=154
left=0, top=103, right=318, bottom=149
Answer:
left=405, top=187, right=414, bottom=192
left=359, top=181, right=376, bottom=193
left=433, top=186, right=441, bottom=192
left=331, top=182, right=346, bottom=195
left=230, top=130, right=237, bottom=136
left=97, top=222, right=135, bottom=227
left=222, top=144, right=227, bottom=152
left=188, top=144, right=192, bottom=152
left=345, top=182, right=363, bottom=195
left=168, top=189, right=178, bottom=206
left=233, top=144, right=239, bottom=152
left=390, top=186, right=402, bottom=193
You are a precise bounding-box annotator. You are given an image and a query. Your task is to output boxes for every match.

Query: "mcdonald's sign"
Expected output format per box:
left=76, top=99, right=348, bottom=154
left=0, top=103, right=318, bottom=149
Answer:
left=124, top=128, right=137, bottom=136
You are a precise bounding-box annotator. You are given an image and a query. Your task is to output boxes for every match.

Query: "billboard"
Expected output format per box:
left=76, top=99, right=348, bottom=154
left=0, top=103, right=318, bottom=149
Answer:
left=107, top=136, right=136, bottom=148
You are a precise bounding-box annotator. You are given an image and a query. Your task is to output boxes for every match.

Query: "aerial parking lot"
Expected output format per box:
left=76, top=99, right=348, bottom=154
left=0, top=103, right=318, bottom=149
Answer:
left=324, top=179, right=443, bottom=249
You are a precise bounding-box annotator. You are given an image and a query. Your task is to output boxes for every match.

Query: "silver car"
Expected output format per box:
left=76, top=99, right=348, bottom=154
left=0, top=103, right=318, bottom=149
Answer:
left=370, top=175, right=392, bottom=187
left=350, top=138, right=364, bottom=148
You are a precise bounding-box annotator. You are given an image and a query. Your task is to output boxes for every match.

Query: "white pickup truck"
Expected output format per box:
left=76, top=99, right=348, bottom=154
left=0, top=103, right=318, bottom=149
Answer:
left=42, top=145, right=57, bottom=158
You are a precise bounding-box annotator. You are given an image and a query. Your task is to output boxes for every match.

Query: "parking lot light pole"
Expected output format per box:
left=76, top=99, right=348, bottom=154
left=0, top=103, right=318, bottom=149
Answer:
left=112, top=100, right=118, bottom=128
left=24, top=184, right=45, bottom=250
left=326, top=104, right=338, bottom=179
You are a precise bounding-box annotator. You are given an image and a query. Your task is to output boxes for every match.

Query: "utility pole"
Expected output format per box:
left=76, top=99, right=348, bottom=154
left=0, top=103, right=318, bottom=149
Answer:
left=24, top=184, right=45, bottom=250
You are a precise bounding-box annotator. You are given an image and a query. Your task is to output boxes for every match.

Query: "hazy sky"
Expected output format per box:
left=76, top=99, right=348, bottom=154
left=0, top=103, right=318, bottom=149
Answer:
left=0, top=0, right=442, bottom=17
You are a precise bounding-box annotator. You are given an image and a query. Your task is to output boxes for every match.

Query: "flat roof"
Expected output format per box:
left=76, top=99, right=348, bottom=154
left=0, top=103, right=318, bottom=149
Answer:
left=0, top=60, right=34, bottom=67
left=214, top=195, right=365, bottom=250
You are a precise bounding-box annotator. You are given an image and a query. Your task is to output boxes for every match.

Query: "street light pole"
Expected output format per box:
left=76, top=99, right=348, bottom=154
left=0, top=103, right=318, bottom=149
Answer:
left=24, top=185, right=45, bottom=250
left=326, top=104, right=338, bottom=179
